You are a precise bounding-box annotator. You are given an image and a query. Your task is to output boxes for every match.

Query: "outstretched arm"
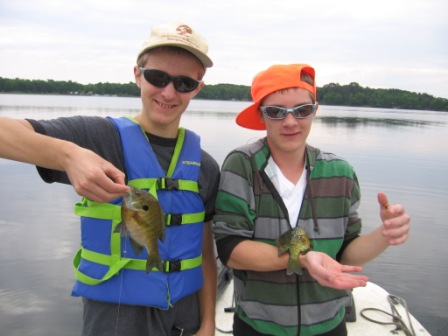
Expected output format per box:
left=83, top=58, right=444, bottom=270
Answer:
left=0, top=116, right=129, bottom=202
left=340, top=192, right=411, bottom=266
left=226, top=239, right=368, bottom=290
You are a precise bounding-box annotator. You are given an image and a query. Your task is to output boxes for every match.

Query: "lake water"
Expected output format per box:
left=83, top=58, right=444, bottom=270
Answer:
left=0, top=94, right=447, bottom=335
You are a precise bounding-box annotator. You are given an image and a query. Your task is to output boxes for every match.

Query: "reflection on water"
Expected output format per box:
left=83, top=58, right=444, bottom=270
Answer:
left=1, top=94, right=448, bottom=335
left=318, top=115, right=445, bottom=128
left=0, top=162, right=83, bottom=336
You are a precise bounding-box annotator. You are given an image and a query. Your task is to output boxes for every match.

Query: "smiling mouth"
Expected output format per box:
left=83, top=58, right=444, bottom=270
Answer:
left=155, top=100, right=176, bottom=109
left=283, top=131, right=300, bottom=136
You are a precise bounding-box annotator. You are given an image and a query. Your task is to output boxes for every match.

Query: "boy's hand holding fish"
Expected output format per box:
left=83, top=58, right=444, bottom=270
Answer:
left=277, top=227, right=368, bottom=290
left=299, top=252, right=368, bottom=290
left=63, top=145, right=130, bottom=203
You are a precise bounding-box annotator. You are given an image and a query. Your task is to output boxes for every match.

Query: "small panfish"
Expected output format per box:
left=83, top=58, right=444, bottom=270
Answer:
left=115, top=185, right=165, bottom=273
left=277, top=226, right=312, bottom=275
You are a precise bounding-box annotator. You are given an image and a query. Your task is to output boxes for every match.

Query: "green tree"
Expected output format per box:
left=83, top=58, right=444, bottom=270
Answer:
left=1, top=77, right=447, bottom=112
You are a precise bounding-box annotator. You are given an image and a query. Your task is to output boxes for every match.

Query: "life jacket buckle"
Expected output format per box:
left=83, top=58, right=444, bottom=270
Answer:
left=157, top=177, right=179, bottom=190
left=166, top=213, right=183, bottom=226
left=163, top=260, right=181, bottom=273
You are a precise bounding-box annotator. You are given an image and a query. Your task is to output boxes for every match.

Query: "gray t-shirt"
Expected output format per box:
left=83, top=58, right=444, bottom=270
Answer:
left=28, top=116, right=220, bottom=222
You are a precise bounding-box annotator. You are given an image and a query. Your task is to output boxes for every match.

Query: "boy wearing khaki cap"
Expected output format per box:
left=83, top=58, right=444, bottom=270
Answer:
left=213, top=64, right=411, bottom=336
left=0, top=22, right=218, bottom=336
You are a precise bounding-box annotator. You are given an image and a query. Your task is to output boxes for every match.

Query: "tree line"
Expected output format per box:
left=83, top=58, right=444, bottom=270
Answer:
left=1, top=77, right=447, bottom=112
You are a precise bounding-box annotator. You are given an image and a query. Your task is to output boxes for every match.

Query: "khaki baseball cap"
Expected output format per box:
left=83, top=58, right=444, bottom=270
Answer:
left=236, top=64, right=316, bottom=130
left=137, top=22, right=213, bottom=68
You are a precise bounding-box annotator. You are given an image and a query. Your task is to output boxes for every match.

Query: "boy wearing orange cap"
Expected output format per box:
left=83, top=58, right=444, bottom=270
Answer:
left=213, top=64, right=411, bottom=336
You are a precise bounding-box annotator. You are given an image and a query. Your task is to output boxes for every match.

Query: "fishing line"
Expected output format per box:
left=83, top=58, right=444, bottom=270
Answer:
left=114, top=230, right=128, bottom=336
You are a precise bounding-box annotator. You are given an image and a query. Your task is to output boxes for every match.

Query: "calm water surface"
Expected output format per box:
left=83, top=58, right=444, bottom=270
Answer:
left=1, top=94, right=447, bottom=335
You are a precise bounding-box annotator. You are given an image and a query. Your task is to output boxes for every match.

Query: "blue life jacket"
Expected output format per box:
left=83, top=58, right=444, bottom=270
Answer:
left=71, top=117, right=205, bottom=309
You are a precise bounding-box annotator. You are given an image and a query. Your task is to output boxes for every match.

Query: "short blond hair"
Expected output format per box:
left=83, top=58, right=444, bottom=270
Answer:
left=137, top=46, right=206, bottom=80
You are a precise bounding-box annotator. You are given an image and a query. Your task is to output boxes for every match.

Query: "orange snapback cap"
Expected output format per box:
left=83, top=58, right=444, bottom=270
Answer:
left=236, top=64, right=316, bottom=130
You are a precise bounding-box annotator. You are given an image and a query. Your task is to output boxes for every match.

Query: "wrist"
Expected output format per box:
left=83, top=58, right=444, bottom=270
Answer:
left=298, top=253, right=308, bottom=269
left=59, top=140, right=79, bottom=171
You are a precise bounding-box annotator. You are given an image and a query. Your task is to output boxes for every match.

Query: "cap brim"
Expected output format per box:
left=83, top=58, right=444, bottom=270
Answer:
left=236, top=101, right=266, bottom=130
left=137, top=42, right=213, bottom=68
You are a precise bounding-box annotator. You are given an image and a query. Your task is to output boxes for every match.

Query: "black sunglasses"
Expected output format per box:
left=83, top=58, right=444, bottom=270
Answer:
left=260, top=104, right=317, bottom=120
left=139, top=68, right=201, bottom=93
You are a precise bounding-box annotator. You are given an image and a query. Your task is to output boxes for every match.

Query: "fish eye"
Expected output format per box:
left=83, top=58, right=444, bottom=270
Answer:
left=142, top=205, right=149, bottom=211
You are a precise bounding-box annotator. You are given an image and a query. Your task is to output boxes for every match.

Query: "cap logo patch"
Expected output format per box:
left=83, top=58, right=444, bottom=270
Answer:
left=176, top=25, right=193, bottom=36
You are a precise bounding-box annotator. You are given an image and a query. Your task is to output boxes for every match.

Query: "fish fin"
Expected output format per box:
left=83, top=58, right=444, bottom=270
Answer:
left=286, top=257, right=303, bottom=276
left=129, top=238, right=144, bottom=256
left=159, top=228, right=166, bottom=243
left=158, top=214, right=166, bottom=243
left=113, top=222, right=123, bottom=233
left=114, top=222, right=130, bottom=238
left=146, top=254, right=163, bottom=274
left=277, top=245, right=289, bottom=256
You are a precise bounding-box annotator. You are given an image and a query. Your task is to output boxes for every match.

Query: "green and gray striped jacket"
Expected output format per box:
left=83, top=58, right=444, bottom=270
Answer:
left=214, top=138, right=362, bottom=336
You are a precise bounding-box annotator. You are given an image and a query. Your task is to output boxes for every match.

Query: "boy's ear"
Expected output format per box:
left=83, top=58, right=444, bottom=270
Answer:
left=134, top=66, right=142, bottom=88
left=190, top=81, right=205, bottom=98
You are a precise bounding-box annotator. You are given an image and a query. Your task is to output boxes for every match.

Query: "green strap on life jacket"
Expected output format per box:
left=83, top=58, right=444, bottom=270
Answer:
left=74, top=200, right=205, bottom=225
left=72, top=248, right=203, bottom=285
left=129, top=177, right=199, bottom=193
left=164, top=212, right=204, bottom=226
left=74, top=200, right=122, bottom=220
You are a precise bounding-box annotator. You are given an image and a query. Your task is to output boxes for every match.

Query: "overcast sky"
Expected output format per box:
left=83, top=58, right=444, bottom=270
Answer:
left=1, top=0, right=447, bottom=98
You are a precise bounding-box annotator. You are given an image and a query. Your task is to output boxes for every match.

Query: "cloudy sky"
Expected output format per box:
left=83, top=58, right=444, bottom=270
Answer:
left=1, top=0, right=447, bottom=98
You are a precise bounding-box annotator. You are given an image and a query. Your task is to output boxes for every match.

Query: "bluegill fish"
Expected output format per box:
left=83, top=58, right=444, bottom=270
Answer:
left=277, top=226, right=312, bottom=275
left=115, top=186, right=165, bottom=273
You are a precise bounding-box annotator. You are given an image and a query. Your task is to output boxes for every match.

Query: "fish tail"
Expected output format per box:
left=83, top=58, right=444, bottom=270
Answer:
left=287, top=257, right=303, bottom=275
left=277, top=244, right=288, bottom=256
left=146, top=254, right=163, bottom=273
